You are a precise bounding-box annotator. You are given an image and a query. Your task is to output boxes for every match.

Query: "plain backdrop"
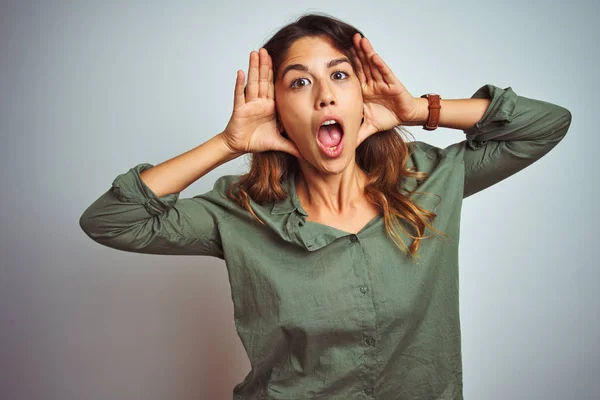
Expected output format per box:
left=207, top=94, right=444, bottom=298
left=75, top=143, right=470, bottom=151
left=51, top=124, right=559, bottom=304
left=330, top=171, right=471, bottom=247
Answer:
left=1, top=1, right=598, bottom=399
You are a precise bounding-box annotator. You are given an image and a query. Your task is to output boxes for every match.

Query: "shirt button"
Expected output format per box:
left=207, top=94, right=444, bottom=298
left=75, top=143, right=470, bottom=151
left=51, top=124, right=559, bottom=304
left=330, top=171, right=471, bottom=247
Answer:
left=365, top=337, right=375, bottom=346
left=349, top=234, right=359, bottom=243
left=359, top=286, right=368, bottom=294
left=364, top=387, right=373, bottom=395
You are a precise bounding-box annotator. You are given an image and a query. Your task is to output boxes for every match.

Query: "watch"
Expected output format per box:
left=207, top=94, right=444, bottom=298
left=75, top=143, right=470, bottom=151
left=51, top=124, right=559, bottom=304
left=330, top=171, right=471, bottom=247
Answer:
left=420, top=93, right=442, bottom=131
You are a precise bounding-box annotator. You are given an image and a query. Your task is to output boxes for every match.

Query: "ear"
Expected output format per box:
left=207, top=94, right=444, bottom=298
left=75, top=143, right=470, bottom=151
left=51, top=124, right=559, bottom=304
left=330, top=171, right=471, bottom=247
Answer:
left=276, top=114, right=285, bottom=133
left=276, top=118, right=288, bottom=138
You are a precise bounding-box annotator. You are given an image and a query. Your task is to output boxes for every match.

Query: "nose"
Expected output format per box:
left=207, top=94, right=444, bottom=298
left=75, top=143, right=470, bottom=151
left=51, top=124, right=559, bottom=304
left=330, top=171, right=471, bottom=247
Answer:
left=315, top=81, right=336, bottom=109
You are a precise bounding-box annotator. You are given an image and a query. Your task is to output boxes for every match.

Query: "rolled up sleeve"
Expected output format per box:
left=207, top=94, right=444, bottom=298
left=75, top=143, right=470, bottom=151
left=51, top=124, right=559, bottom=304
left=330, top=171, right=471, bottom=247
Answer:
left=444, top=84, right=572, bottom=198
left=79, top=163, right=228, bottom=258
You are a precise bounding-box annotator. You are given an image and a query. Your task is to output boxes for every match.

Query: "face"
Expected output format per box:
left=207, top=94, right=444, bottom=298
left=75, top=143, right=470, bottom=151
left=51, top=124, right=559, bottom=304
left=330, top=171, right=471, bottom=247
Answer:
left=274, top=36, right=363, bottom=174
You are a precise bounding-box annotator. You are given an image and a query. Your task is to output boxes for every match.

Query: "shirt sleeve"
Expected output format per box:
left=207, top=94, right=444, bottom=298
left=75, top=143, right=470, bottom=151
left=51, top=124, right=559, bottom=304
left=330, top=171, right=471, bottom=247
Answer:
left=79, top=163, right=231, bottom=258
left=443, top=84, right=572, bottom=198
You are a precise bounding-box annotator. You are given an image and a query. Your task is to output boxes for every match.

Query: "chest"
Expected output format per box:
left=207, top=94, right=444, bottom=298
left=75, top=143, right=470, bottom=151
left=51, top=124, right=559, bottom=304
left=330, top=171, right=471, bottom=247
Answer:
left=304, top=201, right=382, bottom=235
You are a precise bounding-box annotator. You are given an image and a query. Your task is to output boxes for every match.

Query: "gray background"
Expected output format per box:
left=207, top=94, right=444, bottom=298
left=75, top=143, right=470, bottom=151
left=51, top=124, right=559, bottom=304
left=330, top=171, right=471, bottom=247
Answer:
left=1, top=0, right=598, bottom=399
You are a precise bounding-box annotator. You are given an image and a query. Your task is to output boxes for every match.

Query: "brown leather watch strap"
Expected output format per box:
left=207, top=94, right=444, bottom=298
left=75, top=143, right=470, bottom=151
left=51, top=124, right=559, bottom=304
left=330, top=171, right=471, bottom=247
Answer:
left=420, top=94, right=441, bottom=131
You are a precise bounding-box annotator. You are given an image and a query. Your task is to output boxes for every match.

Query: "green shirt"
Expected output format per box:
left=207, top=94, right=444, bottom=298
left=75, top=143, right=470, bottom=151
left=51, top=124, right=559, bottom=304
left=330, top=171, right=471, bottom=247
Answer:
left=79, top=84, right=571, bottom=399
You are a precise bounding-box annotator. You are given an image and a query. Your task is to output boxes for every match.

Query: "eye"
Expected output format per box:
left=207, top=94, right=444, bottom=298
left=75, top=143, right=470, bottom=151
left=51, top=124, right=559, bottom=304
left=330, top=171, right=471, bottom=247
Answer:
left=331, top=70, right=349, bottom=80
left=290, top=77, right=310, bottom=89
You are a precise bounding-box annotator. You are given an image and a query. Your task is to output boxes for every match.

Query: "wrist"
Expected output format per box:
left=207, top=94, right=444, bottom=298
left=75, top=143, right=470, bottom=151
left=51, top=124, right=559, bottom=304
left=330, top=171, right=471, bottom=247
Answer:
left=214, top=132, right=245, bottom=160
left=405, top=97, right=430, bottom=126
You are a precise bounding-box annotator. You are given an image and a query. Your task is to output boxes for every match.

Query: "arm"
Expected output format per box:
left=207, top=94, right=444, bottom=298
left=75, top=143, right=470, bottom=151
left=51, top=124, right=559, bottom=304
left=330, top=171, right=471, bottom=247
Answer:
left=139, top=133, right=241, bottom=197
left=348, top=36, right=571, bottom=198
left=406, top=97, right=491, bottom=131
left=78, top=134, right=241, bottom=257
left=413, top=84, right=572, bottom=198
left=79, top=48, right=303, bottom=256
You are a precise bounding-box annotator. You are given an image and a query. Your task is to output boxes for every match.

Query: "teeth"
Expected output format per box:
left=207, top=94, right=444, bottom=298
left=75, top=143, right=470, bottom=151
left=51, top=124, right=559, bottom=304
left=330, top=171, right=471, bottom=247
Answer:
left=321, top=120, right=337, bottom=126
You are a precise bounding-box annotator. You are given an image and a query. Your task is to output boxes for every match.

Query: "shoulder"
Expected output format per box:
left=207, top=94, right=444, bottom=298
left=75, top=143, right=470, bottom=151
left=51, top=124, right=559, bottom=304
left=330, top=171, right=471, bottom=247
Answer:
left=193, top=174, right=278, bottom=222
left=193, top=174, right=243, bottom=204
left=402, top=141, right=467, bottom=203
left=407, top=140, right=466, bottom=173
left=212, top=174, right=243, bottom=192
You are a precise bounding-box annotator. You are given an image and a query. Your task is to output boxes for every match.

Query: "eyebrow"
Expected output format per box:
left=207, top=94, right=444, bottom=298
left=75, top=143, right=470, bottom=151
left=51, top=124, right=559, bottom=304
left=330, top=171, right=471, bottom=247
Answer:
left=280, top=57, right=351, bottom=80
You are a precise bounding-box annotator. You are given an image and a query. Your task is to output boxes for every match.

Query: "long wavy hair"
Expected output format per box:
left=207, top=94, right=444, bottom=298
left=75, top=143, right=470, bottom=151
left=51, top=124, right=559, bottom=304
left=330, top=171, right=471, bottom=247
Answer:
left=227, top=13, right=448, bottom=261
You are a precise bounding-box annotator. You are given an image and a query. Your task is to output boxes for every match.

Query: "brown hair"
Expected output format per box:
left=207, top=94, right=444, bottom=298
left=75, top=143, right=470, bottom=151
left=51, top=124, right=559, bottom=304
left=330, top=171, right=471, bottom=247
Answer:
left=227, top=13, right=448, bottom=262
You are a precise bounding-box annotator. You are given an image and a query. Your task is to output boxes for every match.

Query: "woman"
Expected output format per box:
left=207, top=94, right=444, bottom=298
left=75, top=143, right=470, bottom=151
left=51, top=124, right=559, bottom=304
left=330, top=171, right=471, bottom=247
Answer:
left=79, top=13, right=572, bottom=400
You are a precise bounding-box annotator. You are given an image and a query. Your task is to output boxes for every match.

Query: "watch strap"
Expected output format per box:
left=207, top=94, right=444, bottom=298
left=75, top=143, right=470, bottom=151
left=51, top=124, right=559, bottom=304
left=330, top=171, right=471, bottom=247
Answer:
left=420, top=94, right=441, bottom=131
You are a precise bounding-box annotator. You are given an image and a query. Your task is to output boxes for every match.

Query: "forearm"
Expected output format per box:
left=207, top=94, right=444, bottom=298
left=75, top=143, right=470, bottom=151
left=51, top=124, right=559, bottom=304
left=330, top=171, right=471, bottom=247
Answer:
left=407, top=97, right=492, bottom=131
left=140, top=133, right=242, bottom=197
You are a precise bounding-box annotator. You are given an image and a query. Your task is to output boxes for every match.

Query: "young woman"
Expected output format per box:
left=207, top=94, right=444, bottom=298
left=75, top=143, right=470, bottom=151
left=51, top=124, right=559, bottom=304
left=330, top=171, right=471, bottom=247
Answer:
left=79, top=13, right=572, bottom=400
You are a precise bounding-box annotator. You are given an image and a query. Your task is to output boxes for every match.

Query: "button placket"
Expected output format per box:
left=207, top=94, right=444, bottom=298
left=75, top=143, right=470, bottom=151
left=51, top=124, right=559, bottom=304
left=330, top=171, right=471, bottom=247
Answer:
left=348, top=232, right=376, bottom=397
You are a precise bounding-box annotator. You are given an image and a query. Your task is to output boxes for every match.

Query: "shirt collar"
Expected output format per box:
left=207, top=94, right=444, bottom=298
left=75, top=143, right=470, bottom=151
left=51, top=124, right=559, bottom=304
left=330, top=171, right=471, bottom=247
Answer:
left=267, top=171, right=371, bottom=252
left=270, top=171, right=308, bottom=216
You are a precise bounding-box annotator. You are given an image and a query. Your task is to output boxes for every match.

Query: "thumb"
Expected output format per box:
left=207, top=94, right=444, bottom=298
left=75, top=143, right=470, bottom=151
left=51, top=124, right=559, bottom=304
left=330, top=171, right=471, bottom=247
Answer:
left=272, top=136, right=305, bottom=162
left=356, top=121, right=375, bottom=147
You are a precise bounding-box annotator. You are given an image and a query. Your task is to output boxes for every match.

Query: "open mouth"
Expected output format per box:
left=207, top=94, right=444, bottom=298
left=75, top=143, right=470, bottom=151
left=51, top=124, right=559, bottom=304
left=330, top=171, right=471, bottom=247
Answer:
left=316, top=120, right=344, bottom=156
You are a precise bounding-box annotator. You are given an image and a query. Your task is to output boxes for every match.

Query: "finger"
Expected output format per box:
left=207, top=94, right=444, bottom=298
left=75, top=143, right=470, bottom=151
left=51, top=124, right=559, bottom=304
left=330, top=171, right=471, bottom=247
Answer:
left=353, top=34, right=370, bottom=82
left=371, top=53, right=399, bottom=87
left=267, top=51, right=274, bottom=99
left=246, top=51, right=259, bottom=100
left=356, top=121, right=374, bottom=147
left=360, top=37, right=384, bottom=83
left=233, top=70, right=246, bottom=109
left=358, top=36, right=381, bottom=83
left=351, top=47, right=366, bottom=87
left=258, top=48, right=269, bottom=98
left=369, top=54, right=384, bottom=83
left=273, top=137, right=304, bottom=161
left=352, top=33, right=364, bottom=66
left=354, top=35, right=372, bottom=83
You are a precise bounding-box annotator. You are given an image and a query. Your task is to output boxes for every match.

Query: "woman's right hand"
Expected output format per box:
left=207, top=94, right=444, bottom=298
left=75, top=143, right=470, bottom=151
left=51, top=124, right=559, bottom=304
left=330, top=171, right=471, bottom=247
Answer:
left=220, top=48, right=303, bottom=160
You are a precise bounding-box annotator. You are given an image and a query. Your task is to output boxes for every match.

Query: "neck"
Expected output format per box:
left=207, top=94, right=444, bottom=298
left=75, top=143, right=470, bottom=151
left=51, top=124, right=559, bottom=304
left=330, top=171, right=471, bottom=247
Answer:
left=295, top=159, right=367, bottom=216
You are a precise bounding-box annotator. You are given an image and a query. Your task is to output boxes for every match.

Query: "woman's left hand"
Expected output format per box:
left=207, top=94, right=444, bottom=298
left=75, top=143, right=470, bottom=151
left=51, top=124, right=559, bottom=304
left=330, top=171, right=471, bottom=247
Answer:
left=352, top=33, right=420, bottom=146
